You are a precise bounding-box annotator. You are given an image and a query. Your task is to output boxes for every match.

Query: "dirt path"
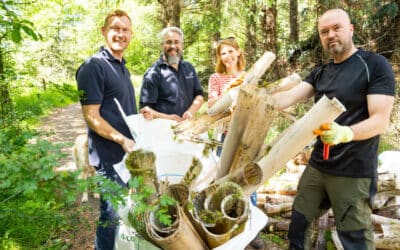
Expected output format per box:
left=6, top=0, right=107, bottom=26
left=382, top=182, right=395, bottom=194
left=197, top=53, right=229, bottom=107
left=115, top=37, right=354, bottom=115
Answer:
left=39, top=102, right=87, bottom=170
left=39, top=102, right=98, bottom=249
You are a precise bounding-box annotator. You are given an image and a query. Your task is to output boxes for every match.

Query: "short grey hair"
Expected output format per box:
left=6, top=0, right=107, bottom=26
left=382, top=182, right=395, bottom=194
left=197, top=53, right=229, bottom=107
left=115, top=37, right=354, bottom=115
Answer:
left=160, top=26, right=184, bottom=43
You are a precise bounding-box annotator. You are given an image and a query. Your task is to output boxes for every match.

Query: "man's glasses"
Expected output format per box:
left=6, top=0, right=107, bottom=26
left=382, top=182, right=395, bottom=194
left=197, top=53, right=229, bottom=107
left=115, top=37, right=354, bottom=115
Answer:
left=164, top=40, right=182, bottom=46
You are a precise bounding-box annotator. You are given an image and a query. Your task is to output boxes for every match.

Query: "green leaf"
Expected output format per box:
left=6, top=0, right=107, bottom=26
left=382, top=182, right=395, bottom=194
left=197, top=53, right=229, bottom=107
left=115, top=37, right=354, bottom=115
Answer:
left=0, top=179, right=12, bottom=189
left=21, top=25, right=39, bottom=40
left=11, top=26, right=21, bottom=43
left=21, top=180, right=37, bottom=193
left=131, top=176, right=143, bottom=189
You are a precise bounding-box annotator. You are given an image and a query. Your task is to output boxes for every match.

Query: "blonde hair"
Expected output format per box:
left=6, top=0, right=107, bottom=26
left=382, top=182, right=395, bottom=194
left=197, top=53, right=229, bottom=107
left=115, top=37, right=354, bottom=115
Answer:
left=215, top=38, right=246, bottom=74
left=103, top=10, right=132, bottom=28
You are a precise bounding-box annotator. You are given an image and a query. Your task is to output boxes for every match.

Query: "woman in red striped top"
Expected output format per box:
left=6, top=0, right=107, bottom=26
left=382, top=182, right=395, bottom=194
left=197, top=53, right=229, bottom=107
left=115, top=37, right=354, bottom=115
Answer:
left=207, top=38, right=246, bottom=157
left=207, top=38, right=246, bottom=108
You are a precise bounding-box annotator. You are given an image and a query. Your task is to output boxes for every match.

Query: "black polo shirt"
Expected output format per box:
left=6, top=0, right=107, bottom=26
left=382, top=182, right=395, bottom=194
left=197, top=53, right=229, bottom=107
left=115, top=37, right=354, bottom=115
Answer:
left=76, top=47, right=137, bottom=166
left=139, top=55, right=204, bottom=116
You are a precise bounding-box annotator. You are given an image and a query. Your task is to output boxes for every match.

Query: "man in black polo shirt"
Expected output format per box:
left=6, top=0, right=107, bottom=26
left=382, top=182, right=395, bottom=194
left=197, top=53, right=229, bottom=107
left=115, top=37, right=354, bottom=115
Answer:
left=139, top=26, right=204, bottom=122
left=76, top=10, right=136, bottom=250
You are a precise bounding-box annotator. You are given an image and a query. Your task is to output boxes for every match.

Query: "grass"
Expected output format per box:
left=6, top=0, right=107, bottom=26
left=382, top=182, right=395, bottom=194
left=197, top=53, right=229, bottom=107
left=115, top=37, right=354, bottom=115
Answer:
left=259, top=231, right=288, bottom=248
left=12, top=83, right=78, bottom=127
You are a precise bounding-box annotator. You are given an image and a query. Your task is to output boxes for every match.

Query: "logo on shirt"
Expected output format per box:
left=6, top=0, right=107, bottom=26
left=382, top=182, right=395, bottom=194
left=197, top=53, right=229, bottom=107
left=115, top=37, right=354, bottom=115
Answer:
left=186, top=72, right=194, bottom=79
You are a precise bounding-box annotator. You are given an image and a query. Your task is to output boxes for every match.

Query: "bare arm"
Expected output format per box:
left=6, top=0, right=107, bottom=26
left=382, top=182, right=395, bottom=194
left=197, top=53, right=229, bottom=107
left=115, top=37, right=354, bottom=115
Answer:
left=140, top=106, right=182, bottom=121
left=208, top=97, right=218, bottom=108
left=82, top=104, right=135, bottom=153
left=182, top=95, right=205, bottom=120
left=271, top=81, right=315, bottom=110
left=350, top=94, right=394, bottom=140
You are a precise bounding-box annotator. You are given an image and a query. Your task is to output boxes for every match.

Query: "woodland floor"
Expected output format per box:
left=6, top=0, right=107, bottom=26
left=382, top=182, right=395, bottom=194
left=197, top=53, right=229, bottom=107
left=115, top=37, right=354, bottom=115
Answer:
left=38, top=102, right=284, bottom=250
left=39, top=103, right=99, bottom=249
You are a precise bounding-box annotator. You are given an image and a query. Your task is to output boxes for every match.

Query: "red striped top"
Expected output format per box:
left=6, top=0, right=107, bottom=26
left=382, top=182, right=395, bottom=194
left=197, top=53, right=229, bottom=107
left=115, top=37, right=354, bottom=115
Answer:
left=207, top=73, right=238, bottom=104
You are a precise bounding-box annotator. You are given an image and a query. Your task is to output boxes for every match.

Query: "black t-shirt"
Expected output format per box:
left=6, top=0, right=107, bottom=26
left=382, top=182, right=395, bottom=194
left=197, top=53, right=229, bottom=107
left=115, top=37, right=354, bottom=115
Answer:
left=76, top=47, right=137, bottom=166
left=139, top=55, right=204, bottom=116
left=306, top=49, right=395, bottom=177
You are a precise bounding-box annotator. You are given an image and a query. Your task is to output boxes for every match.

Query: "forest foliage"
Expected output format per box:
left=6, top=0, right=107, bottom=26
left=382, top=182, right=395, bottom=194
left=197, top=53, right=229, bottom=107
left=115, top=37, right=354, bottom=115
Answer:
left=1, top=1, right=399, bottom=117
left=0, top=0, right=399, bottom=248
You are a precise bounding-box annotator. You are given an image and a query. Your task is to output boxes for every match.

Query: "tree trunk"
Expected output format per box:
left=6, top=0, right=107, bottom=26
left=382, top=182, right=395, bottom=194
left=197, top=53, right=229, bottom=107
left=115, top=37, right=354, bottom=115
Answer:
left=260, top=0, right=278, bottom=79
left=287, top=0, right=299, bottom=69
left=0, top=46, right=13, bottom=128
left=260, top=3, right=277, bottom=55
left=289, top=0, right=299, bottom=43
left=376, top=0, right=400, bottom=59
left=209, top=0, right=222, bottom=66
left=157, top=0, right=182, bottom=27
left=244, top=1, right=258, bottom=65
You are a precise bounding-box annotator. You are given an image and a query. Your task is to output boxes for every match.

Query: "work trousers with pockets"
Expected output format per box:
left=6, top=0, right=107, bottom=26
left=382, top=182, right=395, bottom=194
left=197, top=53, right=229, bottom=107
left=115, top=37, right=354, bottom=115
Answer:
left=288, top=166, right=376, bottom=250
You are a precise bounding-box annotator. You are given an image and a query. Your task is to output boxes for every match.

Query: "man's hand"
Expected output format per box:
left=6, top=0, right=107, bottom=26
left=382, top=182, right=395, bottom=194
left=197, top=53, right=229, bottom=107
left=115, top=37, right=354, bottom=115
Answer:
left=140, top=106, right=154, bottom=120
left=182, top=110, right=193, bottom=120
left=313, top=122, right=353, bottom=145
left=121, top=137, right=135, bottom=153
left=140, top=106, right=182, bottom=121
left=167, top=114, right=182, bottom=122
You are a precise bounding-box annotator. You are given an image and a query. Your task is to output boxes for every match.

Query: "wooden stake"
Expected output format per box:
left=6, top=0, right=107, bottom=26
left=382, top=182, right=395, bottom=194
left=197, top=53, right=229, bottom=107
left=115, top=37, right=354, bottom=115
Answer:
left=217, top=85, right=277, bottom=178
left=254, top=95, right=345, bottom=193
left=219, top=95, right=346, bottom=195
left=173, top=110, right=231, bottom=135
left=261, top=73, right=302, bottom=94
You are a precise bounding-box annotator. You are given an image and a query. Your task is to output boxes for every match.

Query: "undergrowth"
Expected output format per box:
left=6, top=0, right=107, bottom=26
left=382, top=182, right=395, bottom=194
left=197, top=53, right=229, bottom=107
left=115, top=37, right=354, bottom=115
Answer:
left=0, top=125, right=127, bottom=249
left=0, top=83, right=128, bottom=249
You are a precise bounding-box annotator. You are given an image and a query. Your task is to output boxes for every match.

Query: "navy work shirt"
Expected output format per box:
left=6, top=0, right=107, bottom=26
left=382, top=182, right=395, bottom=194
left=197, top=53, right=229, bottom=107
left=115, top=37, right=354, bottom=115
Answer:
left=76, top=47, right=137, bottom=166
left=140, top=55, right=204, bottom=116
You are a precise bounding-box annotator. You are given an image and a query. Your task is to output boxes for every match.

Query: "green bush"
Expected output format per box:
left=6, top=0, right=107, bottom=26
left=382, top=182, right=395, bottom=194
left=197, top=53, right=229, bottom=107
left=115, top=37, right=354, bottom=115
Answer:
left=0, top=126, right=79, bottom=249
left=0, top=124, right=129, bottom=248
left=1, top=80, right=131, bottom=248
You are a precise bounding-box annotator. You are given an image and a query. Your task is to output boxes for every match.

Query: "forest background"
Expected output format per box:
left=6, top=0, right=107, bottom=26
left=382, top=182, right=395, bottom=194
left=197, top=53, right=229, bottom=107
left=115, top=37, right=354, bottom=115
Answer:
left=0, top=0, right=399, bottom=249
